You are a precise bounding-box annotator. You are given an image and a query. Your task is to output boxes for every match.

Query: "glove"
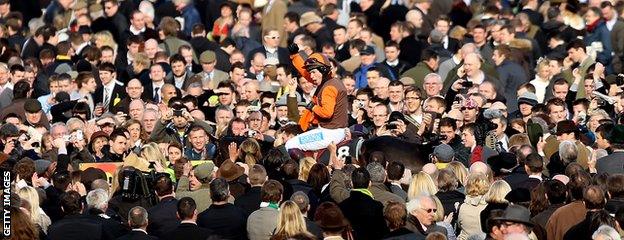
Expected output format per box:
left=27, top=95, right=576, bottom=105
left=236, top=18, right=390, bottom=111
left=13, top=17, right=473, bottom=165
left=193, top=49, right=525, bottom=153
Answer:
left=288, top=43, right=299, bottom=54
left=305, top=101, right=315, bottom=111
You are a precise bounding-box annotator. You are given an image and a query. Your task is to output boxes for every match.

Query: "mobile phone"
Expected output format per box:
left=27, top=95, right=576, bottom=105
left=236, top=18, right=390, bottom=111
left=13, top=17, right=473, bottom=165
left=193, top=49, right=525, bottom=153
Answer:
left=461, top=80, right=473, bottom=88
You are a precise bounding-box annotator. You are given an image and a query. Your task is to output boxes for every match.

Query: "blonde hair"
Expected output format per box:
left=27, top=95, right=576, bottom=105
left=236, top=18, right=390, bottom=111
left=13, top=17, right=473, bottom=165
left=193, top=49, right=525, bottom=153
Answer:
left=432, top=196, right=445, bottom=222
left=484, top=180, right=511, bottom=204
left=407, top=172, right=439, bottom=200
left=449, top=26, right=467, bottom=41
left=447, top=161, right=469, bottom=187
left=18, top=186, right=51, bottom=233
left=140, top=142, right=168, bottom=168
left=274, top=201, right=312, bottom=238
left=465, top=173, right=490, bottom=197
left=92, top=31, right=118, bottom=52
left=238, top=138, right=262, bottom=166
left=298, top=157, right=316, bottom=182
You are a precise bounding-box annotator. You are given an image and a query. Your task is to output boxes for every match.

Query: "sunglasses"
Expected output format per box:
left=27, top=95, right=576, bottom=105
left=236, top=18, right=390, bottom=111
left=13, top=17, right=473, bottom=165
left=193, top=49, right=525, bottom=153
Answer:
left=421, top=208, right=437, bottom=213
left=461, top=107, right=476, bottom=111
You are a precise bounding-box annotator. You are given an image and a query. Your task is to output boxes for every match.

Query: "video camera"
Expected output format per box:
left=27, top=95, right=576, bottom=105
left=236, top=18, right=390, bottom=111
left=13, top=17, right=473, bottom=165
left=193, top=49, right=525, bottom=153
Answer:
left=120, top=168, right=170, bottom=206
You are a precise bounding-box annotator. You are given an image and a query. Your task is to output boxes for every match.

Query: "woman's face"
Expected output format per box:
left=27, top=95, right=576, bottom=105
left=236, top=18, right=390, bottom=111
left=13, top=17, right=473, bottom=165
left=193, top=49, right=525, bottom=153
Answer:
left=538, top=63, right=551, bottom=79
left=93, top=137, right=107, bottom=153
left=168, top=147, right=182, bottom=164
left=43, top=135, right=53, bottom=150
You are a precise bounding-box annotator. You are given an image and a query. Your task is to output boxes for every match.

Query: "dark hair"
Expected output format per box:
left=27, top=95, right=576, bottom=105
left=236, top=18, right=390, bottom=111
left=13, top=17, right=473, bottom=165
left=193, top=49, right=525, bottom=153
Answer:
left=569, top=171, right=592, bottom=200
left=439, top=117, right=458, bottom=130
left=421, top=48, right=438, bottom=61
left=384, top=201, right=407, bottom=230
left=351, top=167, right=371, bottom=189
left=307, top=163, right=330, bottom=194
left=169, top=53, right=187, bottom=65
left=607, top=174, right=624, bottom=198
left=583, top=185, right=606, bottom=210
left=177, top=197, right=197, bottom=220
left=284, top=12, right=300, bottom=25
left=386, top=161, right=405, bottom=181
left=544, top=179, right=567, bottom=204
left=153, top=174, right=173, bottom=196
left=210, top=177, right=230, bottom=202
left=98, top=62, right=116, bottom=73
left=525, top=153, right=543, bottom=174
left=566, top=39, right=586, bottom=52
left=282, top=160, right=299, bottom=180
left=13, top=80, right=30, bottom=99
left=60, top=191, right=83, bottom=215
left=261, top=180, right=284, bottom=203
left=109, top=128, right=127, bottom=142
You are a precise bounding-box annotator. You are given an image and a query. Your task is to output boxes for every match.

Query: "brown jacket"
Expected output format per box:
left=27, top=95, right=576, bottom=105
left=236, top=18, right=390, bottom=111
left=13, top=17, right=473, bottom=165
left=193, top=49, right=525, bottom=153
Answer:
left=546, top=201, right=586, bottom=240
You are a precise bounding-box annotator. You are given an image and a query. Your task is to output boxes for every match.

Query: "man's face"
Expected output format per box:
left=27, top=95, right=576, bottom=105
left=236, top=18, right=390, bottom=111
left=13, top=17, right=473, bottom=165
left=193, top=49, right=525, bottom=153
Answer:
left=58, top=80, right=72, bottom=93
left=131, top=12, right=145, bottom=29
left=500, top=222, right=527, bottom=236
left=110, top=136, right=127, bottom=154
left=333, top=28, right=347, bottom=45
left=549, top=105, right=567, bottom=122
left=231, top=122, right=247, bottom=136
left=478, top=84, right=496, bottom=100
left=25, top=111, right=42, bottom=124
left=101, top=49, right=114, bottom=63
left=373, top=80, right=389, bottom=99
left=99, top=71, right=114, bottom=85
left=384, top=46, right=400, bottom=62
left=276, top=67, right=290, bottom=86
left=491, top=118, right=506, bottom=138
left=372, top=105, right=388, bottom=127
left=128, top=43, right=140, bottom=56
left=129, top=102, right=144, bottom=120
left=435, top=20, right=450, bottom=35
left=244, top=84, right=260, bottom=101
left=596, top=133, right=610, bottom=149
left=104, top=1, right=118, bottom=17
left=150, top=66, right=165, bottom=82
left=584, top=79, right=595, bottom=95
left=216, top=109, right=233, bottom=126
left=0, top=69, right=8, bottom=85
left=189, top=130, right=207, bottom=150
left=553, top=84, right=569, bottom=100
left=463, top=57, right=480, bottom=77
left=276, top=106, right=288, bottom=118
left=425, top=100, right=442, bottom=114
left=172, top=113, right=188, bottom=128
left=498, top=29, right=514, bottom=44
left=309, top=69, right=323, bottom=85
left=424, top=78, right=442, bottom=97
left=247, top=112, right=262, bottom=131
left=162, top=87, right=177, bottom=103
left=461, top=129, right=476, bottom=148
left=299, top=77, right=315, bottom=93
left=217, top=87, right=233, bottom=105
left=388, top=85, right=404, bottom=103
left=584, top=10, right=599, bottom=24
left=366, top=71, right=380, bottom=88
left=389, top=26, right=402, bottom=42
left=439, top=126, right=455, bottom=144
left=201, top=61, right=216, bottom=73
left=347, top=21, right=361, bottom=38
left=230, top=68, right=246, bottom=84
left=361, top=54, right=376, bottom=65
left=144, top=42, right=158, bottom=59
left=126, top=81, right=143, bottom=99
left=602, top=6, right=615, bottom=21
left=180, top=49, right=193, bottom=66
left=142, top=112, right=157, bottom=132
left=343, top=77, right=355, bottom=95
left=263, top=30, right=281, bottom=48
left=405, top=91, right=421, bottom=113
left=471, top=28, right=486, bottom=44
left=171, top=61, right=186, bottom=77
left=414, top=197, right=437, bottom=226
left=11, top=70, right=24, bottom=81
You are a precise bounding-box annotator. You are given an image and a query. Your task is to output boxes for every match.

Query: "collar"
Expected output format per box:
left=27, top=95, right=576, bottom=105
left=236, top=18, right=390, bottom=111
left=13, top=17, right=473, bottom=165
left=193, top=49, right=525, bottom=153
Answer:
left=129, top=25, right=146, bottom=35
left=323, top=237, right=344, bottom=240
left=76, top=42, right=90, bottom=54
left=529, top=174, right=542, bottom=181
left=467, top=71, right=485, bottom=84
left=453, top=55, right=461, bottom=64
left=265, top=46, right=278, bottom=53
left=352, top=188, right=374, bottom=199
left=103, top=80, right=116, bottom=90
left=181, top=220, right=197, bottom=225
left=153, top=81, right=165, bottom=89
left=386, top=59, right=399, bottom=66
left=132, top=229, right=148, bottom=234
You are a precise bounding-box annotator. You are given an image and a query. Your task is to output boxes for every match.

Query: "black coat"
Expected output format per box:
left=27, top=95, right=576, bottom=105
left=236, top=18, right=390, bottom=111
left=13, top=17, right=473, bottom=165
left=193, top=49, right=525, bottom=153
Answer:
left=85, top=208, right=129, bottom=239
left=436, top=190, right=465, bottom=218
left=147, top=196, right=180, bottom=239
left=606, top=198, right=624, bottom=214
left=92, top=82, right=128, bottom=113
left=339, top=191, right=389, bottom=240
left=398, top=35, right=424, bottom=66
left=245, top=46, right=290, bottom=67
left=197, top=203, right=248, bottom=240
left=234, top=186, right=262, bottom=216
left=563, top=211, right=600, bottom=240
left=162, top=222, right=213, bottom=240
left=115, top=230, right=159, bottom=240
left=47, top=215, right=107, bottom=240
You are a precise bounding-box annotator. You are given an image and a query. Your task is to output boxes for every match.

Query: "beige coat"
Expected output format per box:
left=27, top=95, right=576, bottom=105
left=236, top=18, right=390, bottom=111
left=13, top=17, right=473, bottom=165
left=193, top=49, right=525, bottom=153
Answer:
left=457, top=195, right=487, bottom=240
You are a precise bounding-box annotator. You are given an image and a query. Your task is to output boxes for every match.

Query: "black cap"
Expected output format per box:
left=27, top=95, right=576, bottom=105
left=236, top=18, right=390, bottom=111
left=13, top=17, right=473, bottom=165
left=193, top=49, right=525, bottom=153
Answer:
left=24, top=99, right=42, bottom=113
left=55, top=91, right=70, bottom=103
left=360, top=45, right=375, bottom=55
left=78, top=25, right=92, bottom=35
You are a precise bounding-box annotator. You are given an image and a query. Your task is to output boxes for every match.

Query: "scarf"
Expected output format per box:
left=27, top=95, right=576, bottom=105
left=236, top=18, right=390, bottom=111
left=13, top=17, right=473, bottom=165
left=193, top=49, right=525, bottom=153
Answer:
left=352, top=188, right=374, bottom=199
left=586, top=19, right=602, bottom=32
left=470, top=145, right=484, bottom=164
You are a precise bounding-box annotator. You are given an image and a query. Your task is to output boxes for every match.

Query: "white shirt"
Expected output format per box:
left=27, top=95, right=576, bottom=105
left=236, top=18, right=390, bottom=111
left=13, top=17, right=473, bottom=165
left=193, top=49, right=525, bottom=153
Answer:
left=607, top=15, right=618, bottom=31
left=129, top=25, right=146, bottom=35
left=386, top=59, right=399, bottom=67
left=467, top=71, right=485, bottom=85
left=152, top=81, right=165, bottom=101
left=174, top=73, right=186, bottom=89
left=102, top=80, right=116, bottom=104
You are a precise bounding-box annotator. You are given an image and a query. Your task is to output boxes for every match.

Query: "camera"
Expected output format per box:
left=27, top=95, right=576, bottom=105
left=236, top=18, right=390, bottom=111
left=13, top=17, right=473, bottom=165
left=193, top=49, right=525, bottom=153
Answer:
left=248, top=130, right=257, bottom=137
left=386, top=122, right=398, bottom=130
left=173, top=109, right=184, bottom=117
left=460, top=80, right=473, bottom=88
left=425, top=134, right=447, bottom=144
left=356, top=101, right=365, bottom=109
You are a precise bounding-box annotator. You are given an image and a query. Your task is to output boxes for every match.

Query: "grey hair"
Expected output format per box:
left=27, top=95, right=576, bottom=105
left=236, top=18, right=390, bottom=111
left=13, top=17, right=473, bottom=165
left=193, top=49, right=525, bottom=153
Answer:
left=290, top=191, right=310, bottom=212
left=86, top=189, right=109, bottom=211
left=405, top=194, right=431, bottom=213
left=128, top=206, right=149, bottom=228
left=591, top=225, right=621, bottom=240
left=366, top=162, right=386, bottom=183
left=559, top=140, right=578, bottom=164
left=594, top=149, right=609, bottom=161
left=461, top=43, right=479, bottom=55
left=423, top=73, right=442, bottom=84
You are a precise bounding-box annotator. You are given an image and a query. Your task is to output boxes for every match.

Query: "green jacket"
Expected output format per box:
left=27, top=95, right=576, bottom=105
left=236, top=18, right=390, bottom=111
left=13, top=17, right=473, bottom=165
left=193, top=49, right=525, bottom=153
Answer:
left=401, top=62, right=433, bottom=88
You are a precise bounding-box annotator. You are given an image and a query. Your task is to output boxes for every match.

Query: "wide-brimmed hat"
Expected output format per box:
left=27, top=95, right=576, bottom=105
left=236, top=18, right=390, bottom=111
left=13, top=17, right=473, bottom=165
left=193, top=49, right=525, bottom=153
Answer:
left=555, top=120, right=578, bottom=136
left=493, top=205, right=534, bottom=227
left=217, top=160, right=245, bottom=181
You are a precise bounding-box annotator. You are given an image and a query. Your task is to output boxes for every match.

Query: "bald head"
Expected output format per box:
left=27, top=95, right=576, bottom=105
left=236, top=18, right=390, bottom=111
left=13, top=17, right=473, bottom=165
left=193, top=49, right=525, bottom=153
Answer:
left=421, top=163, right=437, bottom=175
left=469, top=162, right=488, bottom=175
left=405, top=10, right=423, bottom=28
left=126, top=79, right=144, bottom=99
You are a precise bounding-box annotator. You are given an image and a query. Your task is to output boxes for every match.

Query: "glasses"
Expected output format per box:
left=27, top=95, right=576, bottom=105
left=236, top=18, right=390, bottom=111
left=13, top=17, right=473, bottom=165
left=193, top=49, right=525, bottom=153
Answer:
left=372, top=114, right=387, bottom=118
left=265, top=36, right=280, bottom=39
left=461, top=107, right=476, bottom=111
left=421, top=208, right=437, bottom=213
left=248, top=118, right=261, bottom=121
left=405, top=97, right=421, bottom=100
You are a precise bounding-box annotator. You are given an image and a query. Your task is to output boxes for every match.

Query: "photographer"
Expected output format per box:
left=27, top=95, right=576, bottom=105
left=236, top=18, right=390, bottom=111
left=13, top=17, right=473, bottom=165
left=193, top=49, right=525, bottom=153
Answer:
left=0, top=123, right=24, bottom=168
left=439, top=117, right=470, bottom=167
left=149, top=97, right=214, bottom=147
left=68, top=129, right=95, bottom=170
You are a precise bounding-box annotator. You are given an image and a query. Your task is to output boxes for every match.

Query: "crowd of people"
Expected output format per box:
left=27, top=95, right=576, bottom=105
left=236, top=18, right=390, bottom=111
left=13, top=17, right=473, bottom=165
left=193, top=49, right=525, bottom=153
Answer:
left=6, top=0, right=624, bottom=239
